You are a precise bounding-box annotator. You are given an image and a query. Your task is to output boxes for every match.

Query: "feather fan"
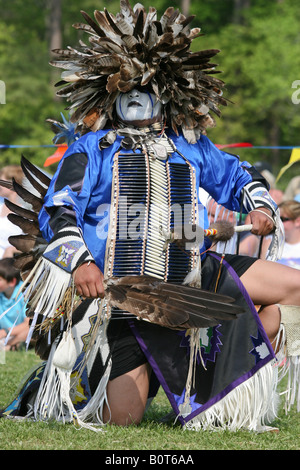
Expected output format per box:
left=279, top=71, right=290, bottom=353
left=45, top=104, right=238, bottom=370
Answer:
left=105, top=275, right=244, bottom=330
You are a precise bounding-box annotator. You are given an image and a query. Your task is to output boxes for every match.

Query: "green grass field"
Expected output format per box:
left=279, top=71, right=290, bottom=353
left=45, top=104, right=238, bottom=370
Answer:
left=0, top=349, right=299, bottom=451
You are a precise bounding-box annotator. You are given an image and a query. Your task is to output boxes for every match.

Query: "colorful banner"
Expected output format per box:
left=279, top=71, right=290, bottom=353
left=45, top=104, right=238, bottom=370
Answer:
left=276, top=147, right=300, bottom=182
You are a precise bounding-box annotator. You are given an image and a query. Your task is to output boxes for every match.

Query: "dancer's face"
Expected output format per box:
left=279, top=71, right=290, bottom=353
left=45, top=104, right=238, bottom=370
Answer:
left=116, top=88, right=162, bottom=123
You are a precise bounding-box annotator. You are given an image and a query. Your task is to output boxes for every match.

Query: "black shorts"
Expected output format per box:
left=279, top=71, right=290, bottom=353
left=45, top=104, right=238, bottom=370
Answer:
left=107, top=253, right=258, bottom=380
left=219, top=252, right=257, bottom=277
left=107, top=317, right=148, bottom=380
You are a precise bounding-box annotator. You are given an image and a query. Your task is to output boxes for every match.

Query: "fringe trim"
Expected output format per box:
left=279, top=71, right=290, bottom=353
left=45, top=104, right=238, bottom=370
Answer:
left=274, top=323, right=300, bottom=413
left=31, top=303, right=110, bottom=432
left=76, top=358, right=111, bottom=426
left=21, top=257, right=71, bottom=319
left=33, top=330, right=105, bottom=432
left=183, top=255, right=201, bottom=288
left=20, top=257, right=72, bottom=346
left=180, top=328, right=205, bottom=417
left=74, top=308, right=111, bottom=426
left=182, top=361, right=280, bottom=432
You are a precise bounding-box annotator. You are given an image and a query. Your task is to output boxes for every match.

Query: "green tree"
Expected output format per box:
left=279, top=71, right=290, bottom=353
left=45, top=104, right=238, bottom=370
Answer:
left=197, top=0, right=300, bottom=176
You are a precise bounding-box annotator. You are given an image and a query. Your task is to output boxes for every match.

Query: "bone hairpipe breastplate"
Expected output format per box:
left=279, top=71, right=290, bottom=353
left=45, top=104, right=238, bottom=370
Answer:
left=105, top=146, right=199, bottom=284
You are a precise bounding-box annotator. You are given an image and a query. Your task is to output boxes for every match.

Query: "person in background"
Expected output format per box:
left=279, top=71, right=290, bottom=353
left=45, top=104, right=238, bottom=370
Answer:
left=283, top=175, right=300, bottom=202
left=0, top=258, right=28, bottom=350
left=276, top=200, right=300, bottom=269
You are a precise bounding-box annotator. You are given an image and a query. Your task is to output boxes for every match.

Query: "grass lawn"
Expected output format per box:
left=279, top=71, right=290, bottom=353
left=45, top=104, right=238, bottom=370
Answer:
left=0, top=349, right=299, bottom=451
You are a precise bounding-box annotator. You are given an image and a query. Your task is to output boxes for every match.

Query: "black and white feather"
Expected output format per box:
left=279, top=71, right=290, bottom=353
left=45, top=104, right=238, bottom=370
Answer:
left=0, top=156, right=50, bottom=278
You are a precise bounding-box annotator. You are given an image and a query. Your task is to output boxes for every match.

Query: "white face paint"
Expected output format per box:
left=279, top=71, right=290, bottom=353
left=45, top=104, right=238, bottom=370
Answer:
left=116, top=88, right=162, bottom=123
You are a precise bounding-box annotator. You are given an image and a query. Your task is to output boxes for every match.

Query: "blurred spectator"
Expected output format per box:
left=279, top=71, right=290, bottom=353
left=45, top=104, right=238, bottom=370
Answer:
left=238, top=231, right=261, bottom=257
left=283, top=176, right=300, bottom=202
left=276, top=200, right=300, bottom=269
left=0, top=165, right=24, bottom=258
left=269, top=188, right=284, bottom=205
left=206, top=198, right=236, bottom=225
left=0, top=257, right=28, bottom=350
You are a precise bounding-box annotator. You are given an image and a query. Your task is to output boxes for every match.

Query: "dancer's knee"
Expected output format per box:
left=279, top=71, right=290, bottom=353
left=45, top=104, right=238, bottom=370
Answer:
left=103, top=364, right=150, bottom=426
left=259, top=304, right=281, bottom=347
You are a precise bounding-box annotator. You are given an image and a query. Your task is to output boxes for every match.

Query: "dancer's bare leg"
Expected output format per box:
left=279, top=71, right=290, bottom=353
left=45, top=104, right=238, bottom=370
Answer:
left=241, top=259, right=300, bottom=306
left=241, top=259, right=300, bottom=343
left=103, top=363, right=151, bottom=426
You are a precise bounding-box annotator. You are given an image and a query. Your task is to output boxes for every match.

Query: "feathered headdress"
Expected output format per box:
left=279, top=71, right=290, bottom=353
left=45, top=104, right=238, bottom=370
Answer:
left=50, top=0, right=227, bottom=143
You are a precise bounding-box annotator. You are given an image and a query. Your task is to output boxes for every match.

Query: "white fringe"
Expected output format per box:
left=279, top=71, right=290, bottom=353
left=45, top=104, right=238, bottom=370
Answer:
left=74, top=315, right=111, bottom=426
left=33, top=330, right=105, bottom=432
left=76, top=358, right=111, bottom=426
left=19, top=257, right=71, bottom=347
left=20, top=257, right=71, bottom=319
left=182, top=361, right=280, bottom=432
left=274, top=324, right=300, bottom=413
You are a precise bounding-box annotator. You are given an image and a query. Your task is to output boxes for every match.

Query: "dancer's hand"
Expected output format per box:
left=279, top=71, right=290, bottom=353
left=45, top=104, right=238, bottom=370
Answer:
left=73, top=262, right=105, bottom=299
left=246, top=208, right=275, bottom=236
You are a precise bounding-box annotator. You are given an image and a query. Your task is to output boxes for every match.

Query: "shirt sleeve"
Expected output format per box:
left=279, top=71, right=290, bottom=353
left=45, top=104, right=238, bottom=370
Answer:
left=38, top=133, right=103, bottom=242
left=196, top=135, right=253, bottom=212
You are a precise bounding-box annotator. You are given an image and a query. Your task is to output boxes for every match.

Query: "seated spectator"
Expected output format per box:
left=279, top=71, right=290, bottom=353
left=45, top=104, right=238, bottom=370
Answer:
left=0, top=258, right=28, bottom=350
left=269, top=188, right=284, bottom=205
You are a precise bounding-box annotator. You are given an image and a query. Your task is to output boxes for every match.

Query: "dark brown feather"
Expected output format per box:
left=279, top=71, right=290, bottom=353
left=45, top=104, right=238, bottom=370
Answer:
left=104, top=8, right=123, bottom=36
left=94, top=10, right=118, bottom=38
left=12, top=252, right=36, bottom=271
left=20, top=160, right=48, bottom=198
left=8, top=234, right=47, bottom=255
left=133, top=8, right=145, bottom=38
left=4, top=199, right=38, bottom=221
left=7, top=214, right=41, bottom=236
left=80, top=10, right=106, bottom=37
left=9, top=234, right=37, bottom=252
